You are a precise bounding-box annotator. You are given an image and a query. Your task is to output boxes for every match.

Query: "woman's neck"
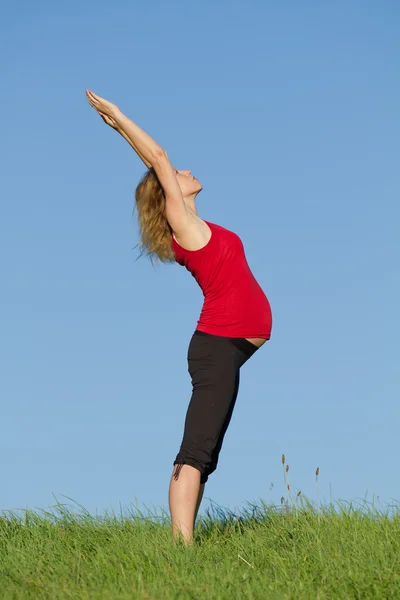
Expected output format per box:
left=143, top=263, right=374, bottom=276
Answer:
left=185, top=200, right=198, bottom=217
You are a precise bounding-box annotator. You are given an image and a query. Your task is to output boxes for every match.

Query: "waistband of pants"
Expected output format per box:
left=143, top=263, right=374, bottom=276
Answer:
left=193, top=330, right=259, bottom=356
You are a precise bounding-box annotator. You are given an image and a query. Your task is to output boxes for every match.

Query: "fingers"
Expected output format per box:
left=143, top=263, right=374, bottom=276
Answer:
left=86, top=90, right=95, bottom=108
left=86, top=90, right=100, bottom=109
left=87, top=91, right=97, bottom=103
left=86, top=90, right=98, bottom=108
left=86, top=92, right=106, bottom=120
left=87, top=89, right=105, bottom=107
left=85, top=89, right=117, bottom=125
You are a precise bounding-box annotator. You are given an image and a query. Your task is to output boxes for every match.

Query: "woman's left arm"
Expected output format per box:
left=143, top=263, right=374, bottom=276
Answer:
left=106, top=117, right=153, bottom=168
left=86, top=90, right=158, bottom=169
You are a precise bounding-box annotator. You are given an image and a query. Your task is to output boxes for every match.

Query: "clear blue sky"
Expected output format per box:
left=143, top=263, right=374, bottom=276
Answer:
left=1, top=1, right=399, bottom=518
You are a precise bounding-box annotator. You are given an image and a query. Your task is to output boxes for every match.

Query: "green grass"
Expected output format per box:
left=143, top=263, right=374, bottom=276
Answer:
left=1, top=497, right=399, bottom=599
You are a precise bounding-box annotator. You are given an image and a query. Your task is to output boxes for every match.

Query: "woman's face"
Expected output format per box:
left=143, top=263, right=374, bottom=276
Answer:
left=174, top=169, right=203, bottom=197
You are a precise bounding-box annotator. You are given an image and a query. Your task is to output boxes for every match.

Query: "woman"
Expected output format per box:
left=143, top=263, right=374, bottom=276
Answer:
left=86, top=90, right=273, bottom=545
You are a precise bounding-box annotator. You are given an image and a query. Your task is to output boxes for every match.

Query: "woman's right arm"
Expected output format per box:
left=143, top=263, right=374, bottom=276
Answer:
left=113, top=110, right=191, bottom=235
left=113, top=110, right=163, bottom=168
left=115, top=126, right=153, bottom=169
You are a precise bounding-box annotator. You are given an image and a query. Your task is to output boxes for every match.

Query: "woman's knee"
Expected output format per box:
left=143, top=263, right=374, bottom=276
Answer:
left=173, top=438, right=223, bottom=484
left=173, top=445, right=214, bottom=482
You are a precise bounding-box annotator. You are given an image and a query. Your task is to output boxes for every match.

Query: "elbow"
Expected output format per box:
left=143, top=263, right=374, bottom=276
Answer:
left=152, top=147, right=167, bottom=163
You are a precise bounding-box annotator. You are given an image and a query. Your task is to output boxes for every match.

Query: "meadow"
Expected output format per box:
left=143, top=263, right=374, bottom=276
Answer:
left=1, top=460, right=399, bottom=599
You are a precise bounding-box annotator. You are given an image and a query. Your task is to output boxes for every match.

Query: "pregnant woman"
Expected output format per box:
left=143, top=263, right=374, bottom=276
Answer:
left=86, top=90, right=273, bottom=545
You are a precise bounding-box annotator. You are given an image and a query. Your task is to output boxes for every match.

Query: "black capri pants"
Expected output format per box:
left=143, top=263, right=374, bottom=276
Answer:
left=173, top=330, right=259, bottom=484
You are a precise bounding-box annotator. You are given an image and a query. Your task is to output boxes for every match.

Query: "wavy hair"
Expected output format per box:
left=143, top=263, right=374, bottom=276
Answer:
left=133, top=168, right=175, bottom=265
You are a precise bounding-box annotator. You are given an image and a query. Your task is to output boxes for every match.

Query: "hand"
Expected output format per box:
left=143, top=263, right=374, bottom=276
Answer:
left=98, top=111, right=119, bottom=130
left=86, top=89, right=120, bottom=122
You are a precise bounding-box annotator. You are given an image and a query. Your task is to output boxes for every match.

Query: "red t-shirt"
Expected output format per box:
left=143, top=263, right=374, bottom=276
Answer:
left=172, top=220, right=272, bottom=339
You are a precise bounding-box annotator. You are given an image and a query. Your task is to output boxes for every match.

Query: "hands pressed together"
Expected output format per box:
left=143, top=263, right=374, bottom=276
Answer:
left=86, top=89, right=120, bottom=129
left=85, top=89, right=159, bottom=170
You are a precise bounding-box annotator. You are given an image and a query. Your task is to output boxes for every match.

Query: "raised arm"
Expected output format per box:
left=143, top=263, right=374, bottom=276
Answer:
left=86, top=90, right=190, bottom=234
left=113, top=125, right=153, bottom=169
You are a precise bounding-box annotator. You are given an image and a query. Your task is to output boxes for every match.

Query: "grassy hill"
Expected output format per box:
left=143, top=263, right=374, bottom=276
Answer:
left=1, top=497, right=399, bottom=599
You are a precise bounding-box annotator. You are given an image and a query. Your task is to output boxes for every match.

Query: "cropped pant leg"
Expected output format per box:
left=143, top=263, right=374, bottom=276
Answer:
left=173, top=331, right=258, bottom=484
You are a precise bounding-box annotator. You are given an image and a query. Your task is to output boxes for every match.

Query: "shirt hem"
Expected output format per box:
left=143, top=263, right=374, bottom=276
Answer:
left=195, top=325, right=271, bottom=340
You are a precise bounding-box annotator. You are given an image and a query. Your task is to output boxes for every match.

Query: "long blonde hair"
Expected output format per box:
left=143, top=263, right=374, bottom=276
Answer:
left=133, top=168, right=175, bottom=265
